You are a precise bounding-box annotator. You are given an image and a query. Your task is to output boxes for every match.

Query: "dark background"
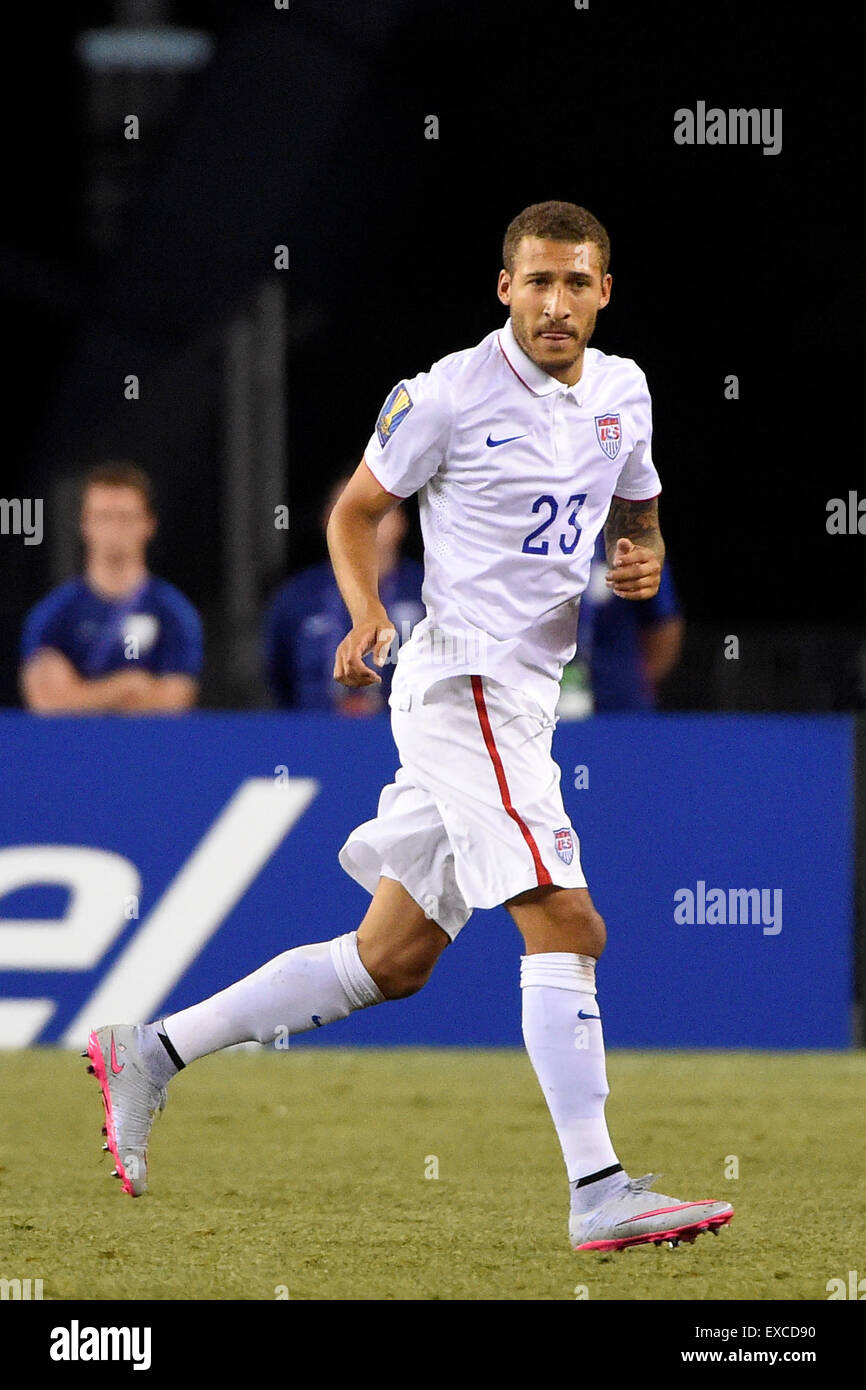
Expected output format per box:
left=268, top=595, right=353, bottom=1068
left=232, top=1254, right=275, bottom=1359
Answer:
left=1, top=0, right=860, bottom=709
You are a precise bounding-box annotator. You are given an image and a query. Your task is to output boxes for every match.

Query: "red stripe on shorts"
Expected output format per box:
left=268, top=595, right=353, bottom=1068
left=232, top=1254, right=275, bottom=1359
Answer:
left=470, top=675, right=552, bottom=887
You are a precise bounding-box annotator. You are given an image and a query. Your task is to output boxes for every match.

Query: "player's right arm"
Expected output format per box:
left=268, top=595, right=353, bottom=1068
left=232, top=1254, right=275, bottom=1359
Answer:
left=20, top=649, right=155, bottom=712
left=327, top=462, right=401, bottom=688
left=329, top=368, right=451, bottom=686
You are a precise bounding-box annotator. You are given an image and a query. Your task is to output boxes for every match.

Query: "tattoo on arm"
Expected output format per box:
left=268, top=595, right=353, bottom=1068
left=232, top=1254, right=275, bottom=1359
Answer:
left=604, top=496, right=665, bottom=564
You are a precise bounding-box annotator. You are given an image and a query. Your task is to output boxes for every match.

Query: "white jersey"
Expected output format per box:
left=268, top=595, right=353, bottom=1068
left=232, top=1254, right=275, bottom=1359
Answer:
left=364, top=316, right=661, bottom=719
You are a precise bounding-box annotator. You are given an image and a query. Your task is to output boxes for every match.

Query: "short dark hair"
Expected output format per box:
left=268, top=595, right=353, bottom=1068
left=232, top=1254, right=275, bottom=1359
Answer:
left=502, top=201, right=611, bottom=279
left=80, top=461, right=155, bottom=514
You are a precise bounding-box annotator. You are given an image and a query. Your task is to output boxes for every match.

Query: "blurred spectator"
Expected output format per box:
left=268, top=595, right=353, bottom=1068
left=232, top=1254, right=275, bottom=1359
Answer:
left=265, top=474, right=425, bottom=714
left=20, top=462, right=202, bottom=713
left=559, top=533, right=684, bottom=717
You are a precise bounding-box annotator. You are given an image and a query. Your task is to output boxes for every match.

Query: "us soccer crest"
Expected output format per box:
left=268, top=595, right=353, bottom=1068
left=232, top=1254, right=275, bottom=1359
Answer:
left=554, top=826, right=574, bottom=865
left=376, top=383, right=414, bottom=447
left=594, top=412, right=622, bottom=460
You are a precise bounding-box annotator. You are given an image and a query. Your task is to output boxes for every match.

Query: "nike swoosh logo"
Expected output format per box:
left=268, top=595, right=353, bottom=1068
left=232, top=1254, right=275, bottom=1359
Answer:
left=110, top=1033, right=125, bottom=1074
left=577, top=1010, right=601, bottom=1020
left=486, top=433, right=528, bottom=447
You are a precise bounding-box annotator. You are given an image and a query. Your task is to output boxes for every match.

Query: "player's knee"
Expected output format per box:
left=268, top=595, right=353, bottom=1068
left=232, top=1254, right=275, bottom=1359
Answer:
left=561, top=893, right=606, bottom=956
left=379, top=974, right=428, bottom=1000
left=363, top=940, right=443, bottom=1000
left=582, top=907, right=607, bottom=958
left=519, top=892, right=607, bottom=957
left=559, top=893, right=607, bottom=956
left=374, top=956, right=436, bottom=1000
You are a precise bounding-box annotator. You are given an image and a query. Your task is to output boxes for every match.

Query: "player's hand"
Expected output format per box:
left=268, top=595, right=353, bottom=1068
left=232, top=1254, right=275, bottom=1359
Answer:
left=604, top=537, right=662, bottom=599
left=333, top=608, right=397, bottom=687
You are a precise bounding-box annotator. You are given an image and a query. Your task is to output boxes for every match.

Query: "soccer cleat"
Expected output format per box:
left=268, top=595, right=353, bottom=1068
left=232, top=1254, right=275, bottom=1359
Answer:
left=85, top=1025, right=167, bottom=1197
left=570, top=1173, right=734, bottom=1252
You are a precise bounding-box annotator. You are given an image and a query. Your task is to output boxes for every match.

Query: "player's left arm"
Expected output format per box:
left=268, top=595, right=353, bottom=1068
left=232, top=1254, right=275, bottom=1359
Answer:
left=603, top=495, right=665, bottom=600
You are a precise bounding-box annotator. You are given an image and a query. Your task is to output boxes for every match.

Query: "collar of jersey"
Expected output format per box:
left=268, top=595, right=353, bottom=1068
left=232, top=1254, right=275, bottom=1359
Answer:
left=84, top=573, right=152, bottom=608
left=497, top=317, right=591, bottom=404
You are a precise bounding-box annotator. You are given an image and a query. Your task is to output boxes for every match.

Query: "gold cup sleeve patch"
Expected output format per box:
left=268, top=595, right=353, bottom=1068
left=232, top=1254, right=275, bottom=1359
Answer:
left=376, top=383, right=414, bottom=447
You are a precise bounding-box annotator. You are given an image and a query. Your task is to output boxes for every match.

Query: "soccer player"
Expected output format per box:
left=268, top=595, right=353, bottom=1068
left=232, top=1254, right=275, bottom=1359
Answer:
left=21, top=462, right=202, bottom=713
left=86, top=202, right=733, bottom=1253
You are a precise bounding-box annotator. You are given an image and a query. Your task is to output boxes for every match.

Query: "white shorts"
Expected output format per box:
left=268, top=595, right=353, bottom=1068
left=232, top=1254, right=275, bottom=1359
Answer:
left=338, top=674, right=587, bottom=939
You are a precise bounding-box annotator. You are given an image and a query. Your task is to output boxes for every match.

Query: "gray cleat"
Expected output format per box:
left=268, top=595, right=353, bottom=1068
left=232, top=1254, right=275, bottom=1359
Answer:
left=570, top=1173, right=734, bottom=1252
left=85, top=1024, right=167, bottom=1197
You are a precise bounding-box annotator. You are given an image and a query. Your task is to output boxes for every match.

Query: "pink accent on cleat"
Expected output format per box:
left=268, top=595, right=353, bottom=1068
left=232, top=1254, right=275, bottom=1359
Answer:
left=86, top=1030, right=138, bottom=1197
left=575, top=1209, right=734, bottom=1252
left=617, top=1201, right=722, bottom=1224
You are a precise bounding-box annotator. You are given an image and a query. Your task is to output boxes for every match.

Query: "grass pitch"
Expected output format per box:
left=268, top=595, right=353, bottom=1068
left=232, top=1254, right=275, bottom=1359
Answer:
left=1, top=1048, right=863, bottom=1301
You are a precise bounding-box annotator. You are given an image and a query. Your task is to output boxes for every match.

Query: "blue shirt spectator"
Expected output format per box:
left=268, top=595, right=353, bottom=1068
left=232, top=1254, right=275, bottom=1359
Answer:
left=265, top=557, right=425, bottom=712
left=22, top=574, right=202, bottom=680
left=20, top=462, right=202, bottom=713
left=578, top=534, right=684, bottom=711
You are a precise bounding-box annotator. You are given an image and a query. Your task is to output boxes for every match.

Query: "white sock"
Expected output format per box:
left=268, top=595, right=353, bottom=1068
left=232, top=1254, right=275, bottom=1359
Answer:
left=520, top=953, right=627, bottom=1215
left=147, top=933, right=384, bottom=1074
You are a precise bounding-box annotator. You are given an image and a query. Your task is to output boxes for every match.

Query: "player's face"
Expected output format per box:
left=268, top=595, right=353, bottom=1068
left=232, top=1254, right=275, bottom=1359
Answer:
left=81, top=485, right=156, bottom=564
left=497, top=237, right=612, bottom=383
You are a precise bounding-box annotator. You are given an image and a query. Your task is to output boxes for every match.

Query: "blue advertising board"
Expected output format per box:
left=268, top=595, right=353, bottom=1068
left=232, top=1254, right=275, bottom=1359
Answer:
left=0, top=712, right=853, bottom=1049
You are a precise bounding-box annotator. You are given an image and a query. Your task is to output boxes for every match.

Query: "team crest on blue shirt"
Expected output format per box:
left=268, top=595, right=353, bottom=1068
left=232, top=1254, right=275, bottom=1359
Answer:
left=554, top=826, right=574, bottom=865
left=376, top=383, right=414, bottom=447
left=123, top=613, right=160, bottom=654
left=594, top=412, right=622, bottom=460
